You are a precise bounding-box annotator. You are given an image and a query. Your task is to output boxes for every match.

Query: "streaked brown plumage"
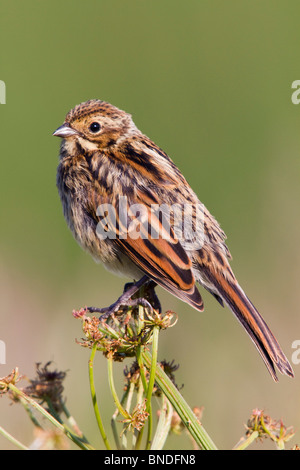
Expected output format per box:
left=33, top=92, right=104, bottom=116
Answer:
left=54, top=99, right=294, bottom=381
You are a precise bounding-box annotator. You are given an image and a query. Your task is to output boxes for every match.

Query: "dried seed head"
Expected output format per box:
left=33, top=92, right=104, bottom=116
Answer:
left=123, top=361, right=141, bottom=389
left=0, top=368, right=22, bottom=396
left=246, top=408, right=295, bottom=447
left=74, top=304, right=177, bottom=362
left=22, top=362, right=67, bottom=414
left=121, top=399, right=149, bottom=433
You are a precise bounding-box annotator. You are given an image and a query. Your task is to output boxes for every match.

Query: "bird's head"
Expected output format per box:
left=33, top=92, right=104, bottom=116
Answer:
left=53, top=99, right=137, bottom=151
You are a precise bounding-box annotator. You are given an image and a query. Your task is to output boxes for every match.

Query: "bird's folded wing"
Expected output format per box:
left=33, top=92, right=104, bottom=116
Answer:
left=114, top=200, right=204, bottom=311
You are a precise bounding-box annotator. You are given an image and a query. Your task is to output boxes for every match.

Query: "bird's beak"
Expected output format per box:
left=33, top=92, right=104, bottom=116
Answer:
left=53, top=123, right=79, bottom=138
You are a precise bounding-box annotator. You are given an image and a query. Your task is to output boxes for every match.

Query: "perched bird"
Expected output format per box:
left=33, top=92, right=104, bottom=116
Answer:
left=53, top=99, right=294, bottom=381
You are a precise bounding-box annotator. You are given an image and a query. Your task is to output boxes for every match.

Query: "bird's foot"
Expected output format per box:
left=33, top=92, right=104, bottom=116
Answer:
left=87, top=275, right=158, bottom=321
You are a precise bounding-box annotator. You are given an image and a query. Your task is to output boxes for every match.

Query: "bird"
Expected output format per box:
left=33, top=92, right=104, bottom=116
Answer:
left=53, top=99, right=294, bottom=382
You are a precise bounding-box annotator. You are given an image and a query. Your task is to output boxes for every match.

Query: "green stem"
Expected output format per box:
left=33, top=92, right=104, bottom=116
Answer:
left=145, top=325, right=159, bottom=449
left=107, top=356, right=130, bottom=419
left=233, top=431, right=259, bottom=450
left=151, top=395, right=173, bottom=450
left=125, top=381, right=135, bottom=415
left=4, top=383, right=91, bottom=450
left=133, top=377, right=145, bottom=450
left=89, top=343, right=111, bottom=449
left=61, top=401, right=89, bottom=443
left=136, top=345, right=148, bottom=393
left=45, top=397, right=62, bottom=422
left=111, top=411, right=121, bottom=450
left=20, top=398, right=43, bottom=429
left=146, top=325, right=159, bottom=410
left=111, top=389, right=129, bottom=450
left=137, top=287, right=145, bottom=333
left=142, top=350, right=218, bottom=450
left=276, top=439, right=285, bottom=450
left=0, top=425, right=28, bottom=450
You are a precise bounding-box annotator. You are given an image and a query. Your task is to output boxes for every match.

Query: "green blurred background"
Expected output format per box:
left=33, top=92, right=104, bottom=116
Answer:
left=1, top=0, right=299, bottom=450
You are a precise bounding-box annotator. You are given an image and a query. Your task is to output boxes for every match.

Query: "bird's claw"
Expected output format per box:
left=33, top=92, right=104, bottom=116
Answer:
left=87, top=297, right=153, bottom=322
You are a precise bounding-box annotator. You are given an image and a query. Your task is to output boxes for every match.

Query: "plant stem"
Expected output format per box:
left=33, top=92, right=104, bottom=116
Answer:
left=133, top=377, right=144, bottom=450
left=0, top=425, right=28, bottom=450
left=136, top=345, right=148, bottom=392
left=142, top=350, right=218, bottom=450
left=145, top=324, right=159, bottom=449
left=107, top=356, right=130, bottom=419
left=111, top=408, right=121, bottom=450
left=125, top=381, right=135, bottom=415
left=88, top=343, right=111, bottom=450
left=146, top=325, right=159, bottom=411
left=151, top=395, right=173, bottom=450
left=233, top=431, right=259, bottom=450
left=20, top=398, right=43, bottom=429
left=133, top=297, right=148, bottom=450
left=61, top=401, right=89, bottom=442
left=111, top=389, right=129, bottom=450
left=4, top=383, right=92, bottom=450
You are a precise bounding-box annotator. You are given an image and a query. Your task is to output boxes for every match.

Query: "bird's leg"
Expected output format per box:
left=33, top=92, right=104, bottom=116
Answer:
left=144, top=280, right=162, bottom=313
left=122, top=279, right=161, bottom=313
left=87, top=275, right=152, bottom=320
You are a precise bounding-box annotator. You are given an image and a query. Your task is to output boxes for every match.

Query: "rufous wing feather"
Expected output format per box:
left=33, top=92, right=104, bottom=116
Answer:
left=115, top=203, right=204, bottom=312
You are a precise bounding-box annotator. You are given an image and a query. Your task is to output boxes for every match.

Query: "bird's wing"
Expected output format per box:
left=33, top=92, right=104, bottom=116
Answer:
left=93, top=190, right=204, bottom=312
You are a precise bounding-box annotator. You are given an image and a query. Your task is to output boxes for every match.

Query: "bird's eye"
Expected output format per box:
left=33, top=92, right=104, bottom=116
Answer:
left=89, top=122, right=101, bottom=133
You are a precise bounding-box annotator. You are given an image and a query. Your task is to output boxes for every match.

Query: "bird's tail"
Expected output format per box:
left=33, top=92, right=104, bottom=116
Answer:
left=200, top=267, right=294, bottom=381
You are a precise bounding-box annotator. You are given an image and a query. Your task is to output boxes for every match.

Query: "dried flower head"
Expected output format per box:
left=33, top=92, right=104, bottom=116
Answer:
left=0, top=368, right=22, bottom=396
left=143, top=310, right=178, bottom=330
left=123, top=361, right=141, bottom=389
left=123, top=358, right=181, bottom=399
left=154, top=360, right=182, bottom=396
left=121, top=399, right=149, bottom=433
left=74, top=304, right=178, bottom=362
left=22, top=362, right=67, bottom=414
left=246, top=408, right=295, bottom=449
